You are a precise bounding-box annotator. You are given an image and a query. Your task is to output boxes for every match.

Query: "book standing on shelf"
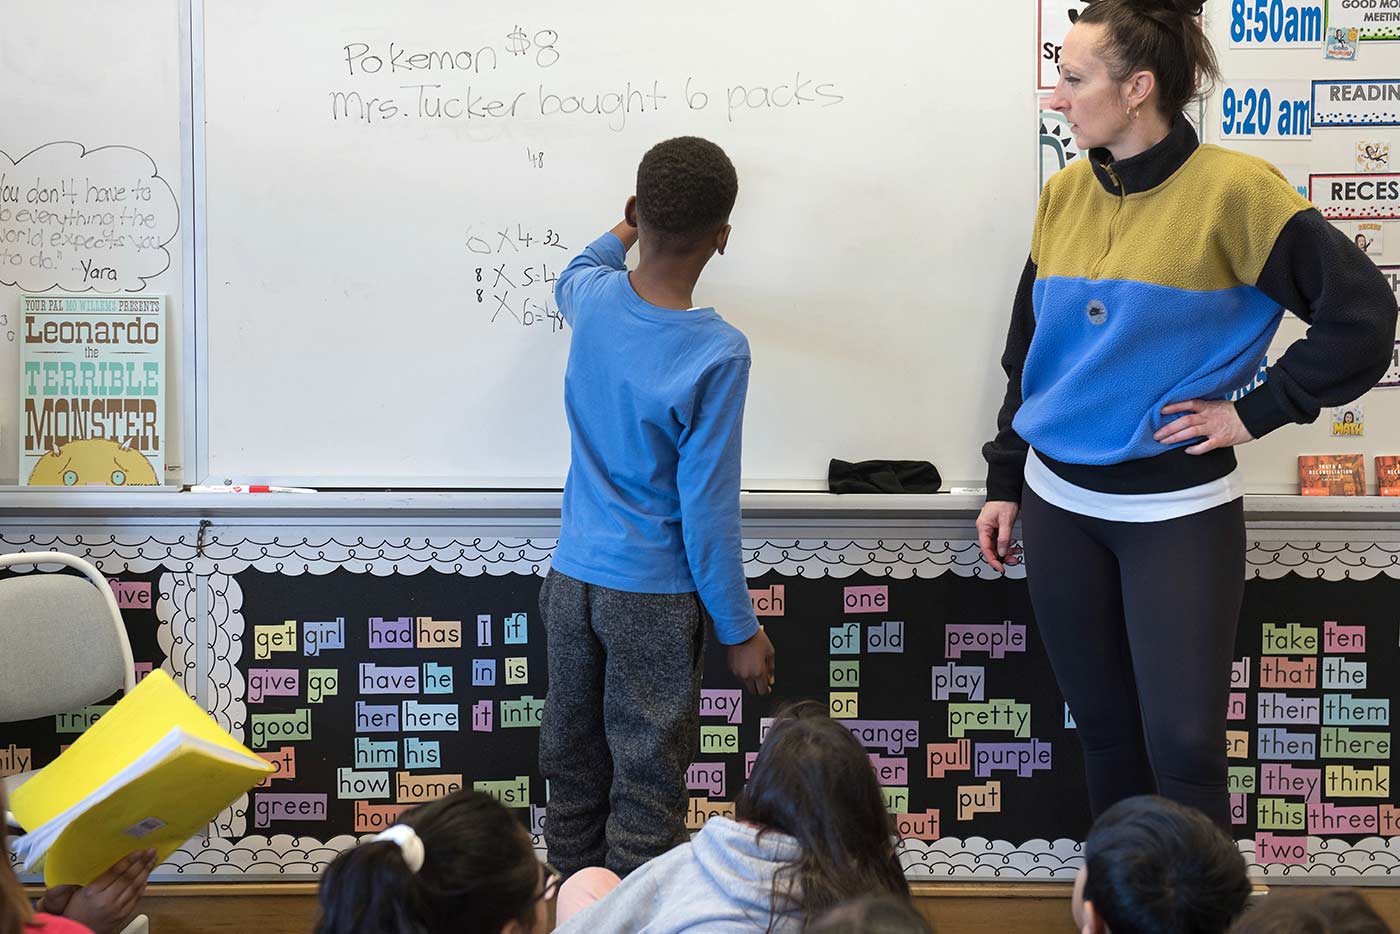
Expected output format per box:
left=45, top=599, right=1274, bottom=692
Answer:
left=1298, top=455, right=1367, bottom=496
left=1377, top=456, right=1400, bottom=496
left=19, top=295, right=165, bottom=487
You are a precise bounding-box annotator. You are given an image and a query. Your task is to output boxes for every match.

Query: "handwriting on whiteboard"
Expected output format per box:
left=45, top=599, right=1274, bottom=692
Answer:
left=465, top=223, right=567, bottom=334
left=328, top=28, right=844, bottom=132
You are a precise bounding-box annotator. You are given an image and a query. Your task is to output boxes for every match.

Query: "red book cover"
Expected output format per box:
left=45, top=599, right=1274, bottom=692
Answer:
left=1377, top=456, right=1400, bottom=497
left=1298, top=455, right=1366, bottom=496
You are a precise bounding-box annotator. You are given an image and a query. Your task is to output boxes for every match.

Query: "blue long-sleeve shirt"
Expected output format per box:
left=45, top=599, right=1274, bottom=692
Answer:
left=551, top=233, right=759, bottom=645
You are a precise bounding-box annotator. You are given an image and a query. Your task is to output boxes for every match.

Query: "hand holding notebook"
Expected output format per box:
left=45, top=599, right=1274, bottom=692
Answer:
left=8, top=670, right=273, bottom=885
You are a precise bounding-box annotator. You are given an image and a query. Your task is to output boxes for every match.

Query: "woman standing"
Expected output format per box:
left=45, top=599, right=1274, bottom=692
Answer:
left=977, top=0, right=1396, bottom=828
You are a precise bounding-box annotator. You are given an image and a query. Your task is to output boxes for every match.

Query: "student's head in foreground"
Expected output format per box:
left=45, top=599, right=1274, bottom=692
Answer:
left=1073, top=796, right=1251, bottom=934
left=737, top=701, right=911, bottom=924
left=1228, top=889, right=1390, bottom=934
left=626, top=135, right=738, bottom=259
left=808, top=894, right=935, bottom=934
left=316, top=789, right=554, bottom=934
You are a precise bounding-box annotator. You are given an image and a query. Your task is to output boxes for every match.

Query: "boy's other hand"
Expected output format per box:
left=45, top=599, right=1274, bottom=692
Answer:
left=728, top=627, right=775, bottom=696
left=611, top=199, right=639, bottom=251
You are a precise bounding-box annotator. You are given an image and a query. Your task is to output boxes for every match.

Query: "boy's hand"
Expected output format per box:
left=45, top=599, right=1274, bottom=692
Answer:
left=728, top=627, right=775, bottom=696
left=611, top=212, right=639, bottom=252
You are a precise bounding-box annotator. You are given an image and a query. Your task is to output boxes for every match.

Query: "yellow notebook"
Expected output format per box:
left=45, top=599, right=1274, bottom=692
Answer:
left=9, top=669, right=273, bottom=884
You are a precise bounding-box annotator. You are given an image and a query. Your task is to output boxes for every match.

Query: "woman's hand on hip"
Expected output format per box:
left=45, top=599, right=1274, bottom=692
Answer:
left=976, top=501, right=1022, bottom=573
left=1155, top=399, right=1255, bottom=455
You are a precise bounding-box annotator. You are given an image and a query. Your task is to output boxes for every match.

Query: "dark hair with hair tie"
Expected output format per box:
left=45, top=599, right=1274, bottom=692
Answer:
left=1077, top=0, right=1220, bottom=117
left=315, top=790, right=541, bottom=934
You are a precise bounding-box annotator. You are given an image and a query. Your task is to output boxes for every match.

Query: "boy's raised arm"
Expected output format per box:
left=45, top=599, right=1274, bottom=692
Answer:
left=554, top=218, right=637, bottom=323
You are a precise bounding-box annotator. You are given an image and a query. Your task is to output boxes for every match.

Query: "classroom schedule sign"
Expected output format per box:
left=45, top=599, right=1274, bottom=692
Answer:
left=1230, top=0, right=1326, bottom=46
left=1313, top=79, right=1400, bottom=128
left=1220, top=80, right=1314, bottom=139
left=18, top=294, right=165, bottom=486
left=1309, top=173, right=1400, bottom=219
left=1327, top=0, right=1400, bottom=40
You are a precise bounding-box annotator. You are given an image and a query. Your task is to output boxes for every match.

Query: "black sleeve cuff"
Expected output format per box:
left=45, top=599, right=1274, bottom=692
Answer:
left=985, top=462, right=1025, bottom=504
left=1235, top=383, right=1294, bottom=439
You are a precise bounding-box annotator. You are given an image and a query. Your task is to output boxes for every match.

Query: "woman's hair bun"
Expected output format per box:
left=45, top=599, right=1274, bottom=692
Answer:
left=1135, top=0, right=1205, bottom=18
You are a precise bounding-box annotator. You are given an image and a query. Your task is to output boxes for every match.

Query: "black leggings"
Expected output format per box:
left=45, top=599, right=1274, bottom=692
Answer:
left=1020, top=485, right=1245, bottom=828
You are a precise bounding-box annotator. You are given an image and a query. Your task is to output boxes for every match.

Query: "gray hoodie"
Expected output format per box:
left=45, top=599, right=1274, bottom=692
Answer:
left=553, top=817, right=804, bottom=934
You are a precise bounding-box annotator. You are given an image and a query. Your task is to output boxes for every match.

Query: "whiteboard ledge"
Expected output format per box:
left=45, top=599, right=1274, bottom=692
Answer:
left=0, top=490, right=1397, bottom=522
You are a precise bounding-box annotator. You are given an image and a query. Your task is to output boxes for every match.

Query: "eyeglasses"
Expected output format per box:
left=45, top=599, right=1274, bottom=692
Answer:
left=536, top=861, right=562, bottom=903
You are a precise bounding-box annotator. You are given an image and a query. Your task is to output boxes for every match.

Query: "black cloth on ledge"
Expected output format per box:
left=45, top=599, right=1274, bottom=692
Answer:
left=828, top=459, right=941, bottom=494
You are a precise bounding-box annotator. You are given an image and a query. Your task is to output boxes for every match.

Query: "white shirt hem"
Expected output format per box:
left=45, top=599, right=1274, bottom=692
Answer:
left=1024, top=448, right=1243, bottom=523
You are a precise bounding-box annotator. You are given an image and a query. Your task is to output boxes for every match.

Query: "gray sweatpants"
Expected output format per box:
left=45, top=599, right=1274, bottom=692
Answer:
left=537, top=569, right=707, bottom=877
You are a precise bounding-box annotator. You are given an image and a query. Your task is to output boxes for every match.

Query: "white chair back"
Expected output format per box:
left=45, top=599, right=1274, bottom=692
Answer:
left=0, top=551, right=135, bottom=722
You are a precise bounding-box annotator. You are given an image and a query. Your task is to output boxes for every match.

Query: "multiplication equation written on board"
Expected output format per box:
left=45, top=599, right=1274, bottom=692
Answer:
left=466, top=223, right=567, bottom=333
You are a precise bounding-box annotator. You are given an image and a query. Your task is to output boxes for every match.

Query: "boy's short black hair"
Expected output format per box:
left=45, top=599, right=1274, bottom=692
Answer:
left=635, top=136, right=737, bottom=248
left=1085, top=796, right=1252, bottom=934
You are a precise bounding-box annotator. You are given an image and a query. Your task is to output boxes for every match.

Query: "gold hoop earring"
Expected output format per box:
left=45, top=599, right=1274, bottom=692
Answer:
left=1127, top=105, right=1139, bottom=121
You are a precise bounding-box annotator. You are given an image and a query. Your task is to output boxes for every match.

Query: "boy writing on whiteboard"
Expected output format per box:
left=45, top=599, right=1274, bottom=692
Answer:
left=539, top=136, right=776, bottom=878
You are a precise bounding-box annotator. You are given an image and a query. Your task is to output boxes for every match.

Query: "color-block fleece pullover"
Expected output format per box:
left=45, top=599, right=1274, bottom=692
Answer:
left=984, top=115, right=1397, bottom=503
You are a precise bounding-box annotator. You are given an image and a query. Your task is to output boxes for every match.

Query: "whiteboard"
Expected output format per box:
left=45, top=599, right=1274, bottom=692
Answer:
left=199, top=1, right=1400, bottom=491
left=0, top=0, right=187, bottom=485
left=200, top=0, right=1031, bottom=488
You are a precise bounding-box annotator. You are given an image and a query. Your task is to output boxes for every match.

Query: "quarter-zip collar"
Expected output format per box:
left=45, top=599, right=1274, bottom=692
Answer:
left=1089, top=113, right=1198, bottom=196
